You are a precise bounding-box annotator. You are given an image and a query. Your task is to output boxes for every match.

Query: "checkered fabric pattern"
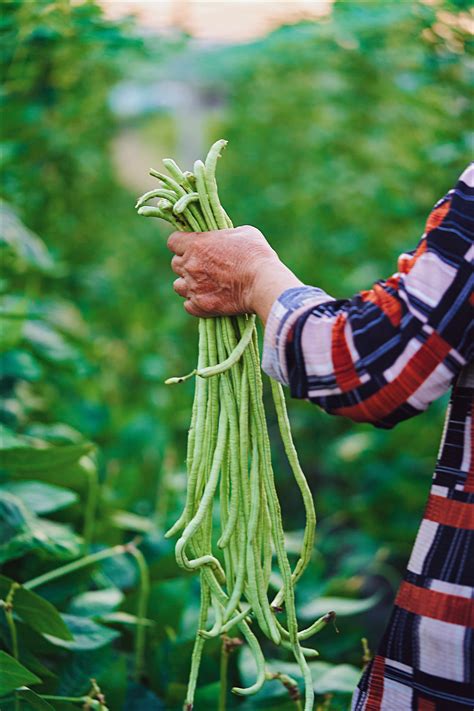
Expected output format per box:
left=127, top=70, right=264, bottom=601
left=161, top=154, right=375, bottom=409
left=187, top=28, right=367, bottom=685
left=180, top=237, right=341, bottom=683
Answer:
left=262, top=165, right=474, bottom=710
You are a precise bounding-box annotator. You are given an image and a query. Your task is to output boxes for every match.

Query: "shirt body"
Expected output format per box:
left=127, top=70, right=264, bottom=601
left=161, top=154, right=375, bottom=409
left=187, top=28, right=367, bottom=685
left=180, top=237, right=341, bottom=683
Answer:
left=262, top=165, right=474, bottom=710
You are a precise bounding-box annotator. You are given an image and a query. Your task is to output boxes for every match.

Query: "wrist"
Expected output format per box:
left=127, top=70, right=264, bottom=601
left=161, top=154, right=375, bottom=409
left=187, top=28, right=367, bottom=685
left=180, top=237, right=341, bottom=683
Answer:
left=248, top=258, right=302, bottom=324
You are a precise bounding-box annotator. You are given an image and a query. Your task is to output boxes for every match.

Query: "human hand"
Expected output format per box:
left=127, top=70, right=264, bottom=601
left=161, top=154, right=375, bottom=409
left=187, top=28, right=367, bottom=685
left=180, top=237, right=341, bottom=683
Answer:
left=167, top=225, right=302, bottom=323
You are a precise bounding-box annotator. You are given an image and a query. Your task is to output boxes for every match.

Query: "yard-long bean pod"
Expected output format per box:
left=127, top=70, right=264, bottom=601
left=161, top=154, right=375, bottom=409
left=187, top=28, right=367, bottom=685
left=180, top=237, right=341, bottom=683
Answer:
left=135, top=188, right=177, bottom=208
left=164, top=315, right=255, bottom=385
left=136, top=140, right=326, bottom=710
left=174, top=192, right=200, bottom=214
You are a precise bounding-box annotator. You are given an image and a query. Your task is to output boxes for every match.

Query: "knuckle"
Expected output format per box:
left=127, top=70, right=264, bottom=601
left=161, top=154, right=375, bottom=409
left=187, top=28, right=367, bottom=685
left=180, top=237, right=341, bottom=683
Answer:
left=241, top=224, right=259, bottom=235
left=167, top=232, right=177, bottom=251
left=184, top=300, right=199, bottom=317
left=177, top=279, right=188, bottom=297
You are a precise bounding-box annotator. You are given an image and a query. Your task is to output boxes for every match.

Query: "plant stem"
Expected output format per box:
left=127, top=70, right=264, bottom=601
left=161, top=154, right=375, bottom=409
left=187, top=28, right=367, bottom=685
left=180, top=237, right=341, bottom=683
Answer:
left=24, top=544, right=126, bottom=590
left=6, top=608, right=20, bottom=711
left=219, top=641, right=228, bottom=711
left=3, top=585, right=20, bottom=711
left=127, top=544, right=150, bottom=681
left=0, top=693, right=98, bottom=707
left=5, top=608, right=19, bottom=660
left=4, top=582, right=20, bottom=661
left=40, top=696, right=90, bottom=703
left=82, top=456, right=99, bottom=547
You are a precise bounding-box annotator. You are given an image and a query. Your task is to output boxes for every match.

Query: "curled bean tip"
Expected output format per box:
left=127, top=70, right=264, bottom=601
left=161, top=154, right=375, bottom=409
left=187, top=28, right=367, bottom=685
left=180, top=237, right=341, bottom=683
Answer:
left=165, top=370, right=196, bottom=385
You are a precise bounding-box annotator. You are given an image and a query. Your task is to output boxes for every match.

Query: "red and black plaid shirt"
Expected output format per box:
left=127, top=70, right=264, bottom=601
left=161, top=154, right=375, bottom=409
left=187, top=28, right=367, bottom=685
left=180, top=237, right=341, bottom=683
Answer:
left=262, top=165, right=473, bottom=710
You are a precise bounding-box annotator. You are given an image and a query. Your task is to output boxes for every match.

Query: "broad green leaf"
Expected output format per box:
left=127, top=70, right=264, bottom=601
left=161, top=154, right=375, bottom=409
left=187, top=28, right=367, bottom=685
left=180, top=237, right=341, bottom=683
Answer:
left=0, top=491, right=83, bottom=564
left=44, top=614, right=120, bottom=650
left=23, top=321, right=79, bottom=365
left=0, top=350, right=43, bottom=382
left=39, top=300, right=87, bottom=341
left=23, top=423, right=83, bottom=445
left=0, top=297, right=27, bottom=352
left=97, top=553, right=138, bottom=590
left=0, top=425, right=27, bottom=450
left=240, top=648, right=360, bottom=699
left=111, top=510, right=155, bottom=533
left=0, top=651, right=40, bottom=696
left=238, top=647, right=288, bottom=702
left=68, top=588, right=124, bottom=617
left=0, top=481, right=78, bottom=515
left=55, top=645, right=116, bottom=697
left=17, top=687, right=54, bottom=711
left=0, top=441, right=94, bottom=472
left=19, top=651, right=57, bottom=681
left=313, top=663, right=360, bottom=694
left=0, top=575, right=72, bottom=640
left=148, top=578, right=191, bottom=641
left=125, top=682, right=165, bottom=710
left=298, top=593, right=380, bottom=620
left=0, top=201, right=56, bottom=273
left=194, top=681, right=221, bottom=705
left=98, top=611, right=154, bottom=627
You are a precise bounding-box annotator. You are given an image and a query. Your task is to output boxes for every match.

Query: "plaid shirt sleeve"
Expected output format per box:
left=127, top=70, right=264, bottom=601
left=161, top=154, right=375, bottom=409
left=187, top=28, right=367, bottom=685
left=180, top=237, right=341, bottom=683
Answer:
left=262, top=164, right=474, bottom=429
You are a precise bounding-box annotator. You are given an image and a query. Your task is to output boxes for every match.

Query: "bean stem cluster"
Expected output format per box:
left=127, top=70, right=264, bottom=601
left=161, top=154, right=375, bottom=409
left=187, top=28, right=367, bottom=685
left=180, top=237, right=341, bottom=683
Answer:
left=136, top=140, right=327, bottom=711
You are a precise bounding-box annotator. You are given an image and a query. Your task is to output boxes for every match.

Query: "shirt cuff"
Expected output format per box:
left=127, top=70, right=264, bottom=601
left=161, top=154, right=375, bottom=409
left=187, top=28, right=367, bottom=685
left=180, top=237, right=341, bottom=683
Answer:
left=262, top=285, right=335, bottom=385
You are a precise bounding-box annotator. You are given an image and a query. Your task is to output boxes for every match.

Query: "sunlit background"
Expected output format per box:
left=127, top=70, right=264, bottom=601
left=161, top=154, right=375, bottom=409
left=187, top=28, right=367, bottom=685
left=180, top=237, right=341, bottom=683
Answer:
left=101, top=1, right=333, bottom=42
left=1, top=1, right=471, bottom=709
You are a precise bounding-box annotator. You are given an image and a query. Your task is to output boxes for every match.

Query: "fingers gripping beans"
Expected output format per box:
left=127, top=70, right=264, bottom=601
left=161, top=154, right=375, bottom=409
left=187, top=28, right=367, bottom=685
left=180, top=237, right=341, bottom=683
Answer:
left=136, top=140, right=329, bottom=711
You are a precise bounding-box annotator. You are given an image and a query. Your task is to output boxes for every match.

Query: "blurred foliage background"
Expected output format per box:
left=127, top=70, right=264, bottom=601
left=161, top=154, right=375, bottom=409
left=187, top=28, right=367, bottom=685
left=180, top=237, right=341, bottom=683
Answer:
left=0, top=1, right=471, bottom=709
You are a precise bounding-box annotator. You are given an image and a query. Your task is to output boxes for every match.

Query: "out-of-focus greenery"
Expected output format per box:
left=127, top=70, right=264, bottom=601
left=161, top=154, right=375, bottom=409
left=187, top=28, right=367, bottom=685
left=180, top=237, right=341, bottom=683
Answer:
left=217, top=0, right=471, bottom=555
left=0, top=1, right=471, bottom=709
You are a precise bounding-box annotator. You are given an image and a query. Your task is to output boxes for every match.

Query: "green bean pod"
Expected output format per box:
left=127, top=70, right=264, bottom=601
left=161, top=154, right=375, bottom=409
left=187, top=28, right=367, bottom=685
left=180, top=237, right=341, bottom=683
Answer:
left=137, top=140, right=319, bottom=710
left=135, top=187, right=178, bottom=208
left=204, top=140, right=229, bottom=229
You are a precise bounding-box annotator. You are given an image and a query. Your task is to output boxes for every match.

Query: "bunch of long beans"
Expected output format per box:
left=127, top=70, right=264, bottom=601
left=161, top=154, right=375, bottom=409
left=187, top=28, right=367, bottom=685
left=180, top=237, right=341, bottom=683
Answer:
left=136, top=140, right=329, bottom=711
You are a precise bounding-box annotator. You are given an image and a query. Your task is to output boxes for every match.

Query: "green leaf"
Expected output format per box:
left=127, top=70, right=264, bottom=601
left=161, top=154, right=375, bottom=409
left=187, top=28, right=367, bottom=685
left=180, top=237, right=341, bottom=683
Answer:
left=17, top=687, right=54, bottom=711
left=298, top=593, right=380, bottom=620
left=44, top=614, right=120, bottom=650
left=0, top=350, right=43, bottom=382
left=0, top=440, right=94, bottom=472
left=55, top=646, right=116, bottom=697
left=147, top=578, right=191, bottom=642
left=0, top=491, right=83, bottom=564
left=125, top=682, right=165, bottom=710
left=0, top=481, right=78, bottom=515
left=23, top=321, right=79, bottom=365
left=194, top=681, right=221, bottom=704
left=0, top=201, right=56, bottom=273
left=0, top=575, right=72, bottom=640
left=0, top=651, right=41, bottom=696
left=111, top=510, right=155, bottom=533
left=97, top=553, right=138, bottom=590
left=0, top=297, right=27, bottom=352
left=313, top=663, right=360, bottom=694
left=68, top=588, right=124, bottom=617
left=240, top=648, right=360, bottom=699
left=98, top=611, right=154, bottom=627
left=0, top=425, right=26, bottom=449
left=24, top=423, right=83, bottom=445
left=19, top=651, right=57, bottom=681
